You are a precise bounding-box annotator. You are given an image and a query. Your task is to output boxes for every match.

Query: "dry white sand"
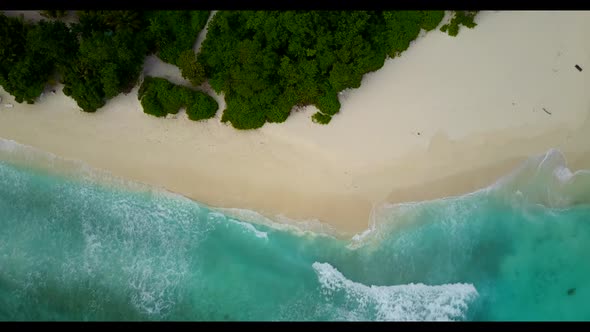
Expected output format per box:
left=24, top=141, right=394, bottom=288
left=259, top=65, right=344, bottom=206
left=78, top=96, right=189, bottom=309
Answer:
left=1, top=11, right=590, bottom=236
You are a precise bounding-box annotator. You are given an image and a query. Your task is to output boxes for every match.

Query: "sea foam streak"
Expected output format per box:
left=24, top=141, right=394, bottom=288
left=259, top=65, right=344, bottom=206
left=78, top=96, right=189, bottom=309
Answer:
left=313, top=262, right=478, bottom=321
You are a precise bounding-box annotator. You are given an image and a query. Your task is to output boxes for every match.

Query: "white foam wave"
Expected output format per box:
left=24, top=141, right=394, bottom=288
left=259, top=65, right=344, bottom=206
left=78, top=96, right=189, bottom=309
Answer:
left=312, top=262, right=478, bottom=321
left=227, top=218, right=268, bottom=240
left=205, top=211, right=268, bottom=239
left=0, top=138, right=19, bottom=153
left=351, top=228, right=373, bottom=244
left=274, top=213, right=342, bottom=237
left=213, top=207, right=341, bottom=239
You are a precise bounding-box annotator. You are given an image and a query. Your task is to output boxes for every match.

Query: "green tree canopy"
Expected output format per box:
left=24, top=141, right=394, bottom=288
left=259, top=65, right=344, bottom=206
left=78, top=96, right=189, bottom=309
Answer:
left=138, top=76, right=218, bottom=120
left=198, top=10, right=448, bottom=128
left=144, top=11, right=210, bottom=66
left=0, top=10, right=477, bottom=127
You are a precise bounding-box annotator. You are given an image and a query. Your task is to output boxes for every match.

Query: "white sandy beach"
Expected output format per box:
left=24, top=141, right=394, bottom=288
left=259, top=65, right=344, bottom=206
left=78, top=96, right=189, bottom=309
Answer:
left=1, top=11, right=589, bottom=235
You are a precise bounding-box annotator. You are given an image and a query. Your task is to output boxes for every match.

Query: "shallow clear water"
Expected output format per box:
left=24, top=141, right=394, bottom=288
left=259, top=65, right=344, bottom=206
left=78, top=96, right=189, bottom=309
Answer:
left=0, top=139, right=589, bottom=321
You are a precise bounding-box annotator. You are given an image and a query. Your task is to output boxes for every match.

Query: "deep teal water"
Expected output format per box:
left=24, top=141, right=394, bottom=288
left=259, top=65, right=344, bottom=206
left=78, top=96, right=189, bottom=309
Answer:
left=0, top=140, right=589, bottom=321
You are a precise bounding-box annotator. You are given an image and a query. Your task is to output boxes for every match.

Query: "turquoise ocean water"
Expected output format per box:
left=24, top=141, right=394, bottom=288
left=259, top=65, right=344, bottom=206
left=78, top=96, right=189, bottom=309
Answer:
left=1, top=138, right=589, bottom=321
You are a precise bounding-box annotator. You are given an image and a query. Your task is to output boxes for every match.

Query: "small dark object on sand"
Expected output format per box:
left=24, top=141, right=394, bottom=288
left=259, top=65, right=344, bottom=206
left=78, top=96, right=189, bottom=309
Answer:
left=575, top=64, right=582, bottom=72
left=417, top=132, right=421, bottom=136
left=542, top=108, right=551, bottom=115
left=567, top=288, right=576, bottom=296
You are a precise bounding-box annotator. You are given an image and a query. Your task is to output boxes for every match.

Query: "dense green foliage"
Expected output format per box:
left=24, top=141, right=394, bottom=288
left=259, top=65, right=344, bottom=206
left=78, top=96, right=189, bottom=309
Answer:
left=311, top=112, right=332, bottom=125
left=177, top=49, right=206, bottom=86
left=198, top=10, right=446, bottom=129
left=0, top=15, right=34, bottom=103
left=0, top=15, right=77, bottom=103
left=144, top=11, right=210, bottom=66
left=62, top=11, right=149, bottom=111
left=0, top=11, right=150, bottom=109
left=441, top=11, right=478, bottom=37
left=420, top=10, right=446, bottom=31
left=138, top=76, right=218, bottom=120
left=0, top=15, right=27, bottom=73
left=0, top=10, right=211, bottom=113
left=0, top=10, right=480, bottom=129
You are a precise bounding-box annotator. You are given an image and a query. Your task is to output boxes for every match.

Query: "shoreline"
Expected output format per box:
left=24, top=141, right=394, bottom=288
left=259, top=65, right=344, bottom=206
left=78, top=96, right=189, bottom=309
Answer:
left=1, top=11, right=590, bottom=236
left=2, top=134, right=588, bottom=241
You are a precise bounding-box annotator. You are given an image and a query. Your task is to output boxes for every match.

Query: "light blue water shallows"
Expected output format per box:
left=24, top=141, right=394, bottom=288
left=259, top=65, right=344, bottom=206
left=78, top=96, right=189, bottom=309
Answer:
left=0, top=140, right=589, bottom=321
